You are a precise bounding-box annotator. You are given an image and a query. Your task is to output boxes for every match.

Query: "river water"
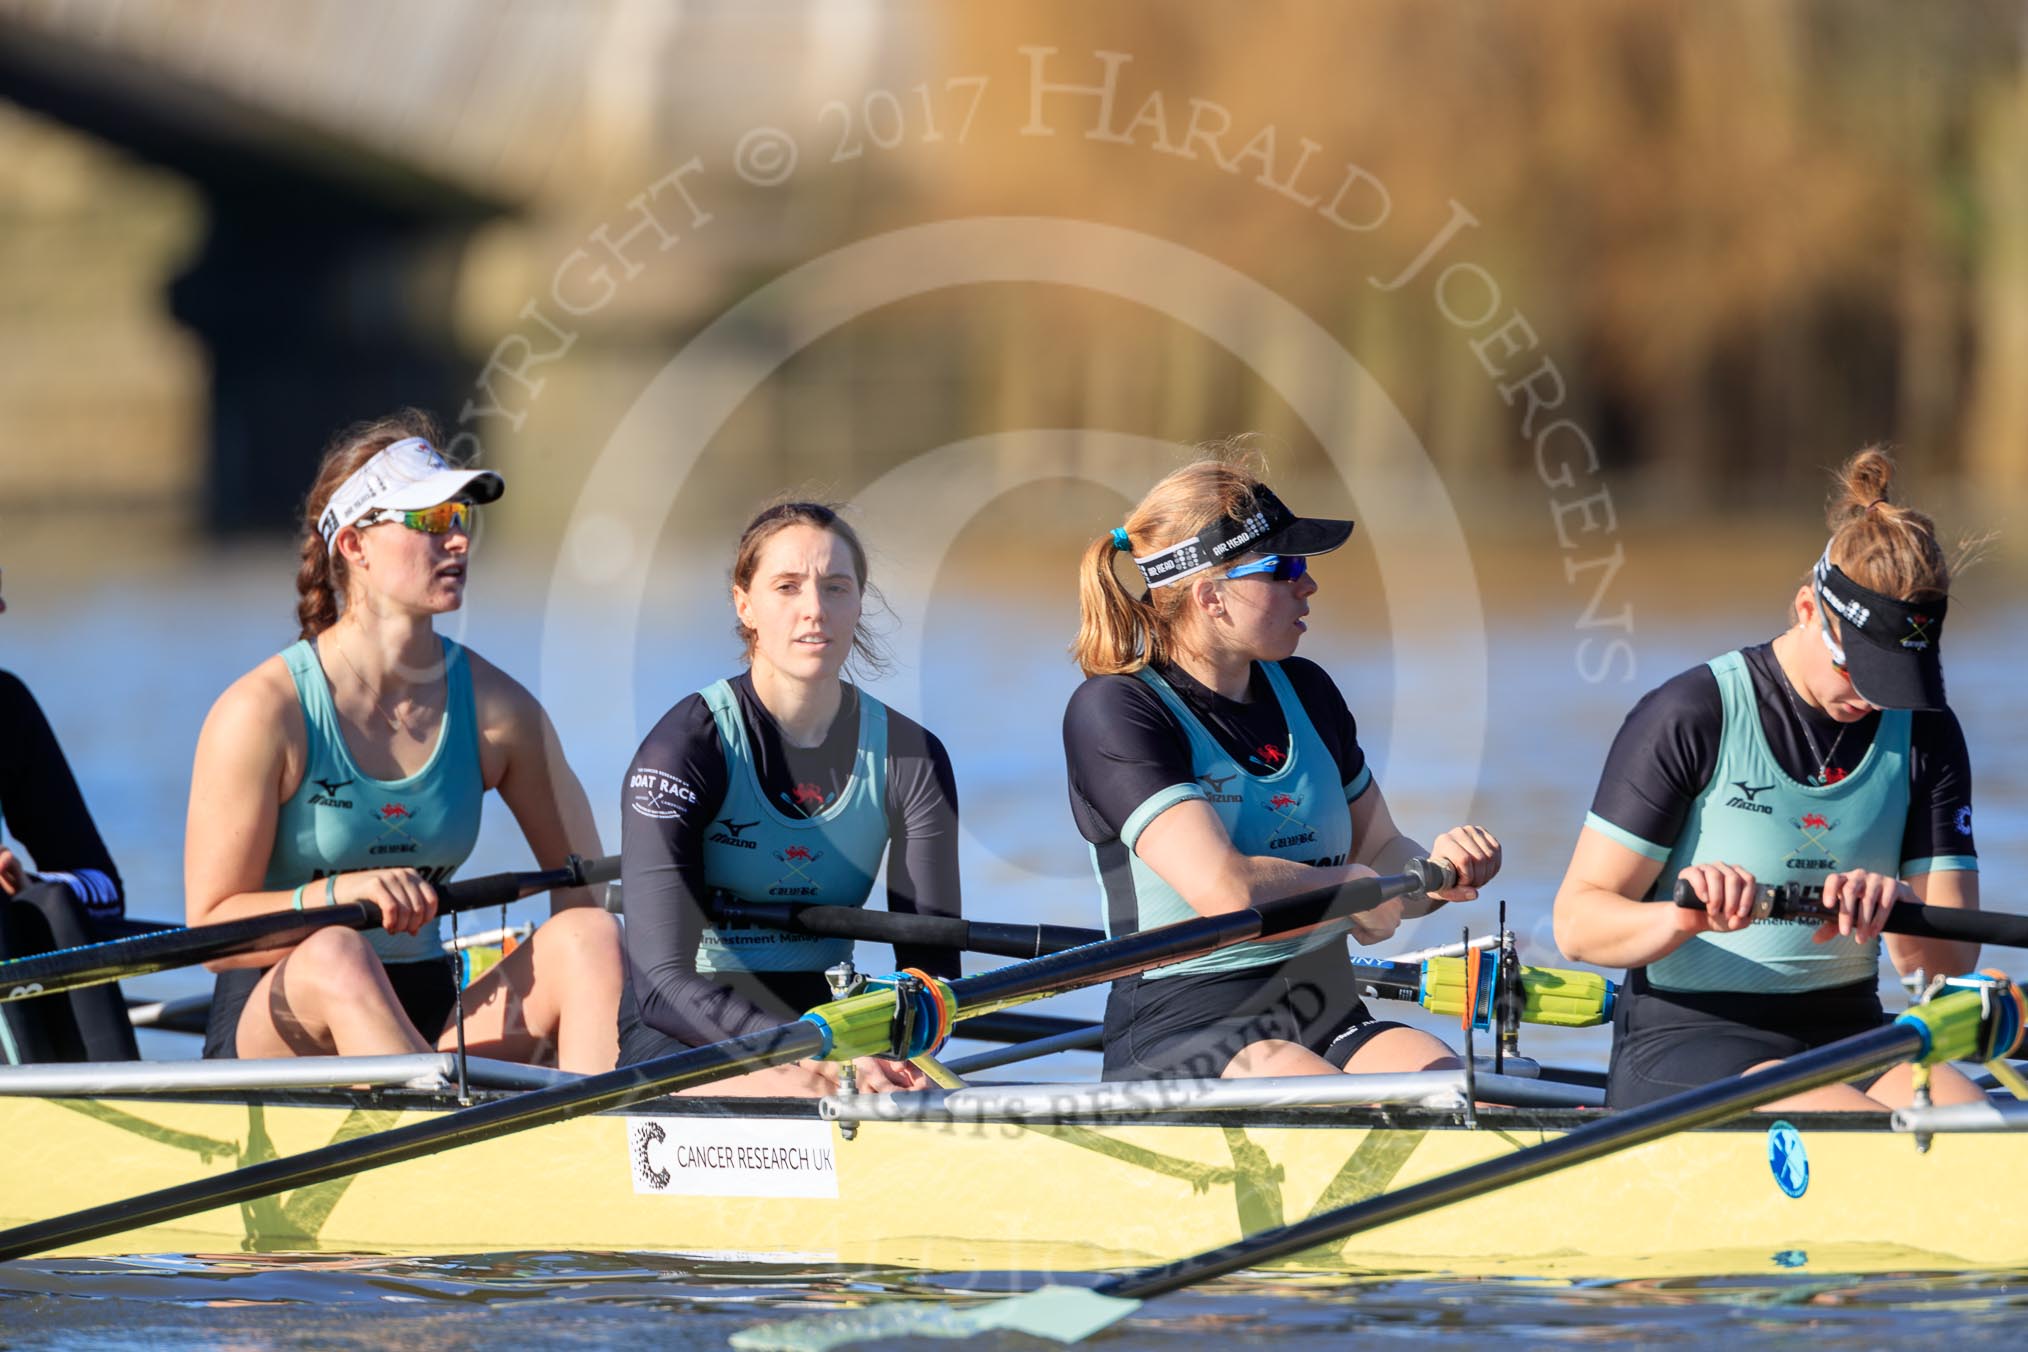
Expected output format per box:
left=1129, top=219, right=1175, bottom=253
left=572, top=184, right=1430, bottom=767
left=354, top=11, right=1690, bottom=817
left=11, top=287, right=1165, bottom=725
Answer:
left=2, top=536, right=2024, bottom=1346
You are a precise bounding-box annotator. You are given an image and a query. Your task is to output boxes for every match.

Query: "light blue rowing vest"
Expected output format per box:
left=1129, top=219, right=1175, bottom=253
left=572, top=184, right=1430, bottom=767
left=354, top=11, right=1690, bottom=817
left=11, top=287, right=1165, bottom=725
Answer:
left=1646, top=650, right=1909, bottom=993
left=266, top=637, right=484, bottom=964
left=1098, top=663, right=1359, bottom=978
left=689, top=680, right=891, bottom=974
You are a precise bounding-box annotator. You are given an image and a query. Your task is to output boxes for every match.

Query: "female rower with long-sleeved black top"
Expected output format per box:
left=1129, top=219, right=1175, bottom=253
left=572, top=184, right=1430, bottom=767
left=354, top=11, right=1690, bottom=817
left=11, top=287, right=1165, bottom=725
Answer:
left=0, top=567, right=135, bottom=1062
left=617, top=502, right=962, bottom=1095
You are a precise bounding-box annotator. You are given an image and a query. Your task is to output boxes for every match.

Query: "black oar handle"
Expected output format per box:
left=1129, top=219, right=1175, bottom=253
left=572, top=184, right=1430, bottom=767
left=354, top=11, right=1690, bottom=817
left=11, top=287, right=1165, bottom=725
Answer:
left=1668, top=877, right=2028, bottom=949
left=708, top=858, right=1457, bottom=964
left=0, top=855, right=619, bottom=1003
left=708, top=900, right=1099, bottom=960
left=1669, top=878, right=1820, bottom=922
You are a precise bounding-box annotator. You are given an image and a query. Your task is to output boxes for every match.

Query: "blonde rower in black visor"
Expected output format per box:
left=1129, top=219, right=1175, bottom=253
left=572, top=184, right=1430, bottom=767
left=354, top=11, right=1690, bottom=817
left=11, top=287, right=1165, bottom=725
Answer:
left=1064, top=454, right=1501, bottom=1083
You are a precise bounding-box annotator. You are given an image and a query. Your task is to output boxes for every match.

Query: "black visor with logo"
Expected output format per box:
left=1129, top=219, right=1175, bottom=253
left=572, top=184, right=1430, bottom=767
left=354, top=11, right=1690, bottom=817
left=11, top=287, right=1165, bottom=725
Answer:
left=1812, top=548, right=1949, bottom=710
left=1132, top=486, right=1354, bottom=589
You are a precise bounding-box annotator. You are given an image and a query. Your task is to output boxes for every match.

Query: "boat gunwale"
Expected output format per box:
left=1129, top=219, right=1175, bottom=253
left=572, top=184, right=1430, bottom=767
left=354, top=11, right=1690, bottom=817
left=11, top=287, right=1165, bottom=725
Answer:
left=13, top=1082, right=1927, bottom=1135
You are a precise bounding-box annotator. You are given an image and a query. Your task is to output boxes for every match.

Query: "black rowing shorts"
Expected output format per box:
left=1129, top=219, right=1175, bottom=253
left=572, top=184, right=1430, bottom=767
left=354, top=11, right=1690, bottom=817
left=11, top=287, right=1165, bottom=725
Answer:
left=203, top=956, right=459, bottom=1059
left=1102, top=940, right=1407, bottom=1081
left=1604, top=970, right=1887, bottom=1109
left=615, top=966, right=832, bottom=1067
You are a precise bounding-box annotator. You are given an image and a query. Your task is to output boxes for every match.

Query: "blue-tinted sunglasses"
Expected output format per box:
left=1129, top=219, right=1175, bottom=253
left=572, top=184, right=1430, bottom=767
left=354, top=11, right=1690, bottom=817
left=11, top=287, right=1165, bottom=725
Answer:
left=1223, top=554, right=1308, bottom=583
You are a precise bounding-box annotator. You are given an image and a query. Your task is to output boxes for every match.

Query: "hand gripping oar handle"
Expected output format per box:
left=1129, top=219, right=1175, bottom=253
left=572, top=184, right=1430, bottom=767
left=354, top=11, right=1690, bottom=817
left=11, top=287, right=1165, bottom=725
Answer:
left=0, top=855, right=619, bottom=1003
left=1668, top=878, right=2028, bottom=949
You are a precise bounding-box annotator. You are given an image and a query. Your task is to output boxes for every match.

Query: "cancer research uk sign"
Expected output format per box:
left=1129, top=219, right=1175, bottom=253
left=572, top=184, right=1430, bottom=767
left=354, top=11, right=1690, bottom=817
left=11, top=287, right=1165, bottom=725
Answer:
left=628, top=1117, right=839, bottom=1199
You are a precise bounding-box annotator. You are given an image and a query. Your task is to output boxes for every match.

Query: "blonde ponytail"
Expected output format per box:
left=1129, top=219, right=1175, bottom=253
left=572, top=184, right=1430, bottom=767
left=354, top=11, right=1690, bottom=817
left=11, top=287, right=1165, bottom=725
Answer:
left=1070, top=453, right=1270, bottom=678
left=1072, top=533, right=1154, bottom=675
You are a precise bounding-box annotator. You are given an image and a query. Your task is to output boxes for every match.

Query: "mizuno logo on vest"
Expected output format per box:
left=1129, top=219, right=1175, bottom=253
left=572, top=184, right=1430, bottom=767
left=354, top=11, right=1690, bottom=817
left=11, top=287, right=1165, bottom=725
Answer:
left=1725, top=780, right=1776, bottom=814
left=710, top=818, right=761, bottom=849
left=1199, top=770, right=1241, bottom=803
left=308, top=776, right=355, bottom=809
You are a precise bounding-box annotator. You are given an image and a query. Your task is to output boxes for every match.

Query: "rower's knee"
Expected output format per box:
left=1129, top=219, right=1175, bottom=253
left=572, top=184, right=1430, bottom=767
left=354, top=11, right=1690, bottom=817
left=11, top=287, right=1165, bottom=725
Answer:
left=1224, top=1039, right=1332, bottom=1079
left=287, top=925, right=385, bottom=1002
left=1339, top=1026, right=1460, bottom=1075
left=530, top=908, right=623, bottom=1005
left=538, top=908, right=622, bottom=970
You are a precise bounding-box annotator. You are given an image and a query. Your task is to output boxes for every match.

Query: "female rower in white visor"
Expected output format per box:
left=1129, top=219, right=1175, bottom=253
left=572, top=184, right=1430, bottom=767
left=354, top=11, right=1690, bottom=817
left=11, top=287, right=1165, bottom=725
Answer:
left=186, top=411, right=623, bottom=1072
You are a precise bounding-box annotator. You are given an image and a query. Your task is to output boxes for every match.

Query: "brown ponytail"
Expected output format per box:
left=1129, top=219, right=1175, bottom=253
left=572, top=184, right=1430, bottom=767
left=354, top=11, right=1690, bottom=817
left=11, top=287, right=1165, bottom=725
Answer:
left=294, top=409, right=446, bottom=639
left=1071, top=450, right=1270, bottom=677
left=1817, top=446, right=1976, bottom=604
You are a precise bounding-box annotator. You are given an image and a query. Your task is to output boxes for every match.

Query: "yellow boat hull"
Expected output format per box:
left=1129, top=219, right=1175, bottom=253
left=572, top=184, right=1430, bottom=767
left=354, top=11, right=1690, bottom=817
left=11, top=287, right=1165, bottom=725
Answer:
left=4, top=1093, right=2020, bottom=1278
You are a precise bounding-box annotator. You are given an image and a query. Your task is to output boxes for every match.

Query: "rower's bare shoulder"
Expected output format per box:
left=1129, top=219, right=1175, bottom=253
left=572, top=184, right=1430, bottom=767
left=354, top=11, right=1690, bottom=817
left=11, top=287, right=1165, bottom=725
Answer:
left=462, top=647, right=549, bottom=740
left=202, top=656, right=299, bottom=742
left=193, top=655, right=303, bottom=790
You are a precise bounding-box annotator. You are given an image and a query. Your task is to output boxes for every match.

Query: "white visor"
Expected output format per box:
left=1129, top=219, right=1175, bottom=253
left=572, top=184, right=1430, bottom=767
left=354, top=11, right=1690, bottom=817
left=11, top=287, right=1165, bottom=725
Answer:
left=317, top=438, right=504, bottom=550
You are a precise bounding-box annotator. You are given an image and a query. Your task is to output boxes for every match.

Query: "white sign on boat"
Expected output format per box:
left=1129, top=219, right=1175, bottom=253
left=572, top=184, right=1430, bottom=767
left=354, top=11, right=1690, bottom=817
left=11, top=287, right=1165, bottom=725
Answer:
left=628, top=1117, right=840, bottom=1199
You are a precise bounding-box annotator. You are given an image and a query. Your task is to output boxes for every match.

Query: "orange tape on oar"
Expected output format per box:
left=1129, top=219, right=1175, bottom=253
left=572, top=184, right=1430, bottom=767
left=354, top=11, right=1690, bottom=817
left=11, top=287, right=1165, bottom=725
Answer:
left=901, top=967, right=954, bottom=1056
left=1460, top=947, right=1482, bottom=1033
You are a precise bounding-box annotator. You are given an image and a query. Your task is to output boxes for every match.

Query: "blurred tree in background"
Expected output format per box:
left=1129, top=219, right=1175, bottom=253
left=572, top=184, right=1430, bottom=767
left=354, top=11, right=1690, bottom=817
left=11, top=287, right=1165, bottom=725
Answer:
left=0, top=0, right=2023, bottom=544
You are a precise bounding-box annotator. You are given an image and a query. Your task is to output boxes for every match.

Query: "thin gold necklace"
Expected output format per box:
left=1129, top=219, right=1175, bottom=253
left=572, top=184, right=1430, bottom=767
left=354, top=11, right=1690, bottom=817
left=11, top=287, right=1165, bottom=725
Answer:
left=332, top=637, right=431, bottom=736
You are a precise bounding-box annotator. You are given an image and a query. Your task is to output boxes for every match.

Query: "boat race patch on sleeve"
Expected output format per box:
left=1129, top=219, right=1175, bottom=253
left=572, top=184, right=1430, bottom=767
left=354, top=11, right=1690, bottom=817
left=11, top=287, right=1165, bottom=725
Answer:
left=628, top=1117, right=839, bottom=1198
left=628, top=769, right=700, bottom=820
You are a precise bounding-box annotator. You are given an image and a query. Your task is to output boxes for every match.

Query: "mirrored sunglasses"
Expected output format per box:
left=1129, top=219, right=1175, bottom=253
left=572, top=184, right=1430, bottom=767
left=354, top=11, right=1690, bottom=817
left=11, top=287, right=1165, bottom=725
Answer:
left=1223, top=554, right=1307, bottom=583
left=361, top=500, right=475, bottom=535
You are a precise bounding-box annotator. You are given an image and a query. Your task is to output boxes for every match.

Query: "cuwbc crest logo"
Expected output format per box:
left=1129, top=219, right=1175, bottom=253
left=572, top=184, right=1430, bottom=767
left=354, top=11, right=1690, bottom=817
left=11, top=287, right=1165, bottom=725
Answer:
left=1263, top=791, right=1317, bottom=851
left=1786, top=812, right=1839, bottom=872
left=371, top=801, right=421, bottom=855
left=771, top=844, right=825, bottom=894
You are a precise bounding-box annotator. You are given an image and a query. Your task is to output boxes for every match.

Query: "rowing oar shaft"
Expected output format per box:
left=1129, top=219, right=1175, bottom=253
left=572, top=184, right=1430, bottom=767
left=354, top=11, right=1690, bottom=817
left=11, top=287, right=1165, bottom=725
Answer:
left=1669, top=879, right=2028, bottom=949
left=0, top=863, right=1444, bottom=1263
left=0, top=855, right=620, bottom=1003
left=1103, top=989, right=1995, bottom=1302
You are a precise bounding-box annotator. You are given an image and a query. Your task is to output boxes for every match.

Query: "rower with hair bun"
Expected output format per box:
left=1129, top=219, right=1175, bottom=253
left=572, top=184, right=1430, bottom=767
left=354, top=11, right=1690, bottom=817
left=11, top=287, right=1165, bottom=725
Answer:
left=1064, top=450, right=1501, bottom=1083
left=187, top=410, right=623, bottom=1072
left=1554, top=447, right=1987, bottom=1110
